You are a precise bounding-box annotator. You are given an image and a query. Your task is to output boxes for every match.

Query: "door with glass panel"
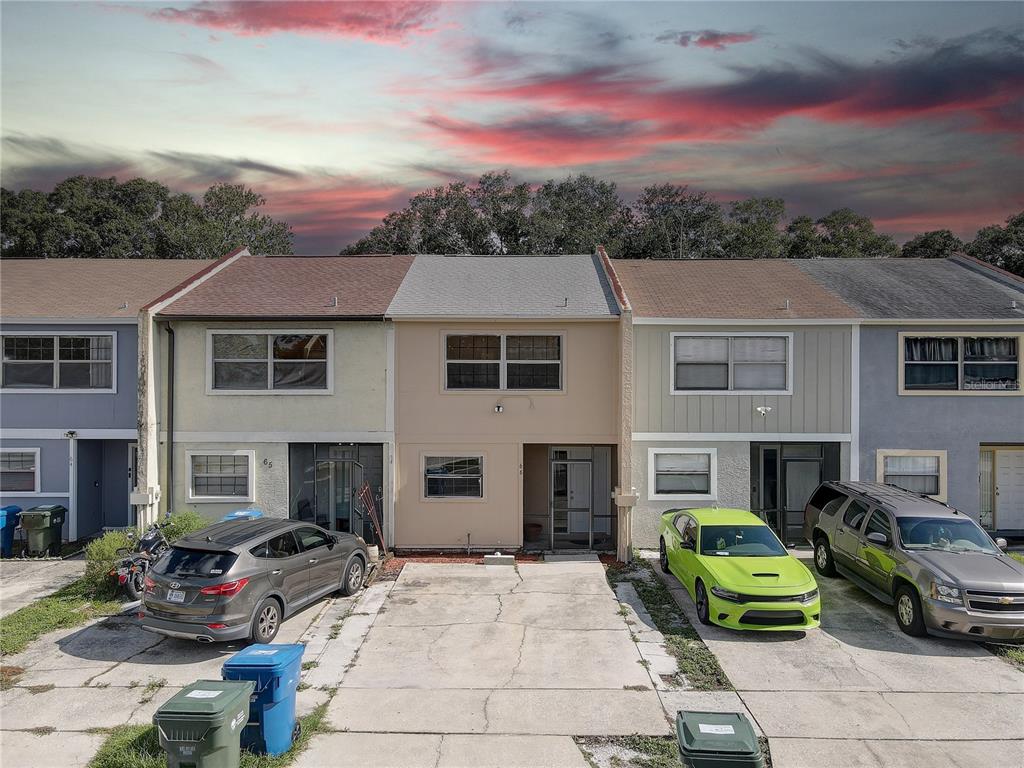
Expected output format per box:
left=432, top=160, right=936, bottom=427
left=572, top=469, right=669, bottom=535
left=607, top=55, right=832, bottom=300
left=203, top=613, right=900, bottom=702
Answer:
left=550, top=447, right=593, bottom=549
left=315, top=459, right=362, bottom=534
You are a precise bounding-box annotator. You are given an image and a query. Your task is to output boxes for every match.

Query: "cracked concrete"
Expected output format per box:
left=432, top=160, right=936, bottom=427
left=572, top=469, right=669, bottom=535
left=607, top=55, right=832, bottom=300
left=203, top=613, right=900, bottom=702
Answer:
left=645, top=550, right=1024, bottom=768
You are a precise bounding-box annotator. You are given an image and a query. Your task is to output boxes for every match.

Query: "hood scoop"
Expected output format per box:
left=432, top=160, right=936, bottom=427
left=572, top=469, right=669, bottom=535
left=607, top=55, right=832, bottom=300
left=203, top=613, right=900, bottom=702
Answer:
left=752, top=573, right=780, bottom=578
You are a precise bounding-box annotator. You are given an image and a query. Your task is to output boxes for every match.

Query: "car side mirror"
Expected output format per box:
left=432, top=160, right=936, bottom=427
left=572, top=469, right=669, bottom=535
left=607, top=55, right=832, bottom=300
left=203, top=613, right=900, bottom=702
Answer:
left=326, top=538, right=336, bottom=550
left=995, top=537, right=1008, bottom=550
left=866, top=531, right=889, bottom=547
left=681, top=539, right=695, bottom=551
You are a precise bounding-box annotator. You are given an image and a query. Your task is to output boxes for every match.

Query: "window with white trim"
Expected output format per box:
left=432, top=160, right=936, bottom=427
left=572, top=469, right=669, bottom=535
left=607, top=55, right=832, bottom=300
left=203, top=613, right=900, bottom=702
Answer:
left=211, top=333, right=328, bottom=391
left=0, top=450, right=39, bottom=493
left=877, top=450, right=946, bottom=500
left=2, top=335, right=113, bottom=390
left=903, top=335, right=1019, bottom=392
left=189, top=452, right=253, bottom=500
left=423, top=456, right=484, bottom=498
left=445, top=334, right=561, bottom=390
left=648, top=448, right=717, bottom=500
left=672, top=334, right=788, bottom=393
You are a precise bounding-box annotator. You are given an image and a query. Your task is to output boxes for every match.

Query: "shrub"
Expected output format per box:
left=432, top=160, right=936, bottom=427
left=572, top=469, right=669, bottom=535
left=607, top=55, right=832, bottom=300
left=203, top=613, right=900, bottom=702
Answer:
left=83, top=530, right=134, bottom=598
left=161, top=510, right=209, bottom=542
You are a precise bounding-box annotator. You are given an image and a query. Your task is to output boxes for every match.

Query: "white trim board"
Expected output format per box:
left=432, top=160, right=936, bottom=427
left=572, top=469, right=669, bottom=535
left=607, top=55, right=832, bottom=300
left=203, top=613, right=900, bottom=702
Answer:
left=633, top=432, right=852, bottom=442
left=0, top=317, right=138, bottom=325
left=162, top=431, right=394, bottom=443
left=635, top=317, right=858, bottom=326
left=0, top=429, right=138, bottom=440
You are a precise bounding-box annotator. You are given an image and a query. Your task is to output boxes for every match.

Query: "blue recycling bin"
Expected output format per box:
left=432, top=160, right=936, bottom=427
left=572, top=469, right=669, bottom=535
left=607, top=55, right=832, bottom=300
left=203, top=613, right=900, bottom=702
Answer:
left=0, top=506, right=22, bottom=558
left=221, top=507, right=264, bottom=522
left=221, top=643, right=303, bottom=756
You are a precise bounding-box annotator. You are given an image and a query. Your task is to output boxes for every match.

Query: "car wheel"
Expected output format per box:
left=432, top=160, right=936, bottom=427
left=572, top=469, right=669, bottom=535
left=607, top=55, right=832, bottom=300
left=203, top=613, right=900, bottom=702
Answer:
left=813, top=537, right=837, bottom=577
left=894, top=584, right=927, bottom=637
left=659, top=539, right=671, bottom=574
left=694, top=580, right=712, bottom=626
left=251, top=598, right=281, bottom=644
left=341, top=556, right=365, bottom=597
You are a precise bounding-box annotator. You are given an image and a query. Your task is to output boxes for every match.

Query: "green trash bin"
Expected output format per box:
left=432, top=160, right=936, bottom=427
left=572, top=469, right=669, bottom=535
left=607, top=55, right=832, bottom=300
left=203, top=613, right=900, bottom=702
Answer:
left=20, top=505, right=66, bottom=557
left=676, top=710, right=765, bottom=768
left=154, top=680, right=255, bottom=768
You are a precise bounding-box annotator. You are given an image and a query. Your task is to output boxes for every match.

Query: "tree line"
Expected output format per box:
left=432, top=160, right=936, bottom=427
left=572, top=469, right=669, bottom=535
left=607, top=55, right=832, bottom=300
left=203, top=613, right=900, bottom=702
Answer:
left=2, top=172, right=1021, bottom=276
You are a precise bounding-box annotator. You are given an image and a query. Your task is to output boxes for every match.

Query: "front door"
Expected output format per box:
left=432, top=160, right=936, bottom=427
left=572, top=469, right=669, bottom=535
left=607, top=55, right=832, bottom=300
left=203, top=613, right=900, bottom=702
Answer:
left=995, top=450, right=1024, bottom=530
left=128, top=443, right=139, bottom=527
left=314, top=459, right=363, bottom=534
left=551, top=460, right=592, bottom=549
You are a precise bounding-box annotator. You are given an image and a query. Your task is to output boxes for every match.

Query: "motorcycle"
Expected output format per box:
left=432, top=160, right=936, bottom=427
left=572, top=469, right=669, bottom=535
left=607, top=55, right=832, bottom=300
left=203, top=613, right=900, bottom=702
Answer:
left=110, top=521, right=171, bottom=600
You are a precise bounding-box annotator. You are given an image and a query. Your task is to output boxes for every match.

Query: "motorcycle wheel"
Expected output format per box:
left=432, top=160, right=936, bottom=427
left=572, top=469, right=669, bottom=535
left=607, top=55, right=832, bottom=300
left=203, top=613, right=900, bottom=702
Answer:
left=125, top=569, right=145, bottom=601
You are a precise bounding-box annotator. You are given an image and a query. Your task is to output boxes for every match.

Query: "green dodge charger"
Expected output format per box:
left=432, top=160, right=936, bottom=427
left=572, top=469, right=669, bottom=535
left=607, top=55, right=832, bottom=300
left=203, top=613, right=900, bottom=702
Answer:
left=659, top=507, right=821, bottom=631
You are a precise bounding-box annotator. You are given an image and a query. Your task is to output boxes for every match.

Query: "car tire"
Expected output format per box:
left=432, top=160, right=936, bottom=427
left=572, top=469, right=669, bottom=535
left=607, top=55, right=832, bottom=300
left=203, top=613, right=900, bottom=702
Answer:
left=340, top=555, right=365, bottom=597
left=813, top=537, right=837, bottom=577
left=694, top=580, right=712, bottom=626
left=659, top=539, right=671, bottom=574
left=894, top=584, right=927, bottom=637
left=251, top=597, right=281, bottom=644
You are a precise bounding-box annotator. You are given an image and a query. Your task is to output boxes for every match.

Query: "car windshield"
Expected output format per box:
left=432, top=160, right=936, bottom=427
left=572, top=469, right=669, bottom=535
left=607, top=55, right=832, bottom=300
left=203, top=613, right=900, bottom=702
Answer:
left=155, top=547, right=238, bottom=578
left=897, top=517, right=999, bottom=554
left=700, top=525, right=788, bottom=557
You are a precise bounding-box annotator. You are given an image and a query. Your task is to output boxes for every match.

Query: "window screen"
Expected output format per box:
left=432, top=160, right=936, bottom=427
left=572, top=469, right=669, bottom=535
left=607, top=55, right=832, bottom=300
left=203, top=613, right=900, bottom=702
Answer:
left=445, top=334, right=561, bottom=390
left=673, top=335, right=787, bottom=392
left=0, top=451, right=37, bottom=492
left=191, top=454, right=250, bottom=498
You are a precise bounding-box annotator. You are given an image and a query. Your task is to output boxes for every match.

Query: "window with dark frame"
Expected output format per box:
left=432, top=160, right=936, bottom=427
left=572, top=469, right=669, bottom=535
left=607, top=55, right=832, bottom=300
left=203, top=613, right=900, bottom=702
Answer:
left=211, top=333, right=328, bottom=391
left=191, top=454, right=250, bottom=498
left=2, top=335, right=113, bottom=390
left=445, top=334, right=561, bottom=390
left=673, top=335, right=787, bottom=392
left=904, top=336, right=1019, bottom=392
left=423, top=456, right=483, bottom=498
left=0, top=451, right=37, bottom=492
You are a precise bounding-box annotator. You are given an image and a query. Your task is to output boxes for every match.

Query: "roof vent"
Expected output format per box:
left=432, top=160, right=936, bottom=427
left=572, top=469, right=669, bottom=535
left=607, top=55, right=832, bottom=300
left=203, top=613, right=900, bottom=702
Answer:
left=119, top=302, right=129, bottom=310
left=784, top=298, right=791, bottom=311
left=1012, top=300, right=1019, bottom=311
left=558, top=297, right=568, bottom=308
left=328, top=296, right=338, bottom=308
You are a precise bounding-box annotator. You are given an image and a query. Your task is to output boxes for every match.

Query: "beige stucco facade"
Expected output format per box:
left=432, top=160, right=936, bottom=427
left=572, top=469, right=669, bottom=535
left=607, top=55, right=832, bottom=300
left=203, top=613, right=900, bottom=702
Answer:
left=393, top=320, right=623, bottom=550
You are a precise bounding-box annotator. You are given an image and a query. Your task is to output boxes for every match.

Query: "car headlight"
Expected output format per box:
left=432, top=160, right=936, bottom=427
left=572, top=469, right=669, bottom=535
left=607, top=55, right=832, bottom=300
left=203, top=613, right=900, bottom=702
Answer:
left=929, top=581, right=963, bottom=605
left=800, top=589, right=819, bottom=604
left=710, top=586, right=742, bottom=602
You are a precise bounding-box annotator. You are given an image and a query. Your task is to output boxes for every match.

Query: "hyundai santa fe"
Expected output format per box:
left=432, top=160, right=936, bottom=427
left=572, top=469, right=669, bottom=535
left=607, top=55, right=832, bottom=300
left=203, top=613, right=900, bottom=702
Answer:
left=140, top=518, right=368, bottom=644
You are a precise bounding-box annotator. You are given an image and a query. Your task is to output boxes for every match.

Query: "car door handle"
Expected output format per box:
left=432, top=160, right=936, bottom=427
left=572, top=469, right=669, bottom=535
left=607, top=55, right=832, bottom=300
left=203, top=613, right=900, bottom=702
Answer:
left=308, top=558, right=318, bottom=564
left=271, top=569, right=282, bottom=575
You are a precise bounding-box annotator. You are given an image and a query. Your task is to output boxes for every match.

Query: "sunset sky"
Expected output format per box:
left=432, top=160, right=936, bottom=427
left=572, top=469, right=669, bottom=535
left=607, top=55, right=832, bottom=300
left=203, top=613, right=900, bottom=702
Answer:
left=2, top=1, right=1022, bottom=253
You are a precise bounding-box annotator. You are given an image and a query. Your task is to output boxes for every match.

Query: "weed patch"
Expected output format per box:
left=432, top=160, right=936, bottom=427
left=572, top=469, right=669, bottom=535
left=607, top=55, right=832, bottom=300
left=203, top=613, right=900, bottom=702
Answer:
left=0, top=665, right=25, bottom=690
left=0, top=580, right=121, bottom=656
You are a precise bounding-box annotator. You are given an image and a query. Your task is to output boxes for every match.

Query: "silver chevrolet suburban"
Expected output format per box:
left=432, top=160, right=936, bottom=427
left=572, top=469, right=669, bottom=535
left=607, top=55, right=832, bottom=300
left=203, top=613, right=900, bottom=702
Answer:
left=804, top=481, right=1024, bottom=641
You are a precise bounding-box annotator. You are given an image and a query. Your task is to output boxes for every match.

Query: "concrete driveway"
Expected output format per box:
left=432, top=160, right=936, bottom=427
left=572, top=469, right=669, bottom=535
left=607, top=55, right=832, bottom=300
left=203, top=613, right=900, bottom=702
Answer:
left=0, top=558, right=86, bottom=618
left=297, top=557, right=680, bottom=768
left=649, top=551, right=1024, bottom=768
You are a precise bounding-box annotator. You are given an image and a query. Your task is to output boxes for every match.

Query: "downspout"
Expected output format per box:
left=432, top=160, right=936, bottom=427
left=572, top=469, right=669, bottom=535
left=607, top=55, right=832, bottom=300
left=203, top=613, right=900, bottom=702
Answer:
left=164, top=322, right=175, bottom=517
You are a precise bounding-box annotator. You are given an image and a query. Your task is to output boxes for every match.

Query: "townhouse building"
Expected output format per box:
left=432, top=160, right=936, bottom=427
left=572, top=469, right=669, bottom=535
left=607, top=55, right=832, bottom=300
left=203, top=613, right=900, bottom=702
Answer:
left=610, top=259, right=861, bottom=547
left=387, top=255, right=634, bottom=559
left=135, top=252, right=413, bottom=546
left=796, top=256, right=1024, bottom=537
left=0, top=259, right=211, bottom=540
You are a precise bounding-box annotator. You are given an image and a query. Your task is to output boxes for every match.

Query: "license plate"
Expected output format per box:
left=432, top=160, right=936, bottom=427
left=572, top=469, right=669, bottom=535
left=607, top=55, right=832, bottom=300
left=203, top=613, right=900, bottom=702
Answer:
left=117, top=567, right=129, bottom=576
left=167, top=590, right=186, bottom=603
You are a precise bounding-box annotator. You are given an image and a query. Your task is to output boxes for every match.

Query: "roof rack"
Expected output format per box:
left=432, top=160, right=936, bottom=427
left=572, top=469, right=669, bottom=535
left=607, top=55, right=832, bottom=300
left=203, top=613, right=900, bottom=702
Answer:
left=827, top=481, right=955, bottom=512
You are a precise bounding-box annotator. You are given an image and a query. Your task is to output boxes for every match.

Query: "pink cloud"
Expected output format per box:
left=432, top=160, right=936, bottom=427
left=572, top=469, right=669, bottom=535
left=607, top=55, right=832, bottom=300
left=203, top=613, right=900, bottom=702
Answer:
left=658, top=29, right=759, bottom=51
left=147, top=1, right=440, bottom=43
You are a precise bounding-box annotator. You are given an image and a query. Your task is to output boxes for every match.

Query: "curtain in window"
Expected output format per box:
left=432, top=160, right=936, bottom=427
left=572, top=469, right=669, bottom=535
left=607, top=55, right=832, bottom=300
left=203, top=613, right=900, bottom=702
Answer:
left=964, top=337, right=1017, bottom=361
left=904, top=337, right=957, bottom=361
left=655, top=453, right=711, bottom=494
left=883, top=455, right=940, bottom=495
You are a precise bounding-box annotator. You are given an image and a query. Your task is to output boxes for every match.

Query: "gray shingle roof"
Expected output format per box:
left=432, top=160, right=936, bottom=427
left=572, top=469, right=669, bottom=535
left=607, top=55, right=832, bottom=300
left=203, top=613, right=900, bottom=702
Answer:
left=794, top=258, right=1024, bottom=320
left=386, top=255, right=620, bottom=318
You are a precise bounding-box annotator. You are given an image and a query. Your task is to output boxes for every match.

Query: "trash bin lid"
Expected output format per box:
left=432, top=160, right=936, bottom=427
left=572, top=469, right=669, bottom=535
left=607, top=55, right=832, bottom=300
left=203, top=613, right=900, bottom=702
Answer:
left=157, top=680, right=255, bottom=720
left=676, top=710, right=760, bottom=756
left=223, top=643, right=305, bottom=673
left=221, top=507, right=264, bottom=522
left=0, top=505, right=21, bottom=522
left=24, top=504, right=67, bottom=514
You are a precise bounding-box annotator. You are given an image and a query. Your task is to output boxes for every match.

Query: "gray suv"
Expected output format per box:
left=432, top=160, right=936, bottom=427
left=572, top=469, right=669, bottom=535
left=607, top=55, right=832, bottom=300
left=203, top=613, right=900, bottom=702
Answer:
left=141, top=518, right=368, bottom=644
left=805, top=482, right=1024, bottom=641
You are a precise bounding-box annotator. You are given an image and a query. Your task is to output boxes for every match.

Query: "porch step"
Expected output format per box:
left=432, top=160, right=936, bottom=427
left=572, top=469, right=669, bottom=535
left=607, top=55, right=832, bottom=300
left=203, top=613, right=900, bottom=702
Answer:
left=483, top=553, right=516, bottom=566
left=544, top=553, right=600, bottom=562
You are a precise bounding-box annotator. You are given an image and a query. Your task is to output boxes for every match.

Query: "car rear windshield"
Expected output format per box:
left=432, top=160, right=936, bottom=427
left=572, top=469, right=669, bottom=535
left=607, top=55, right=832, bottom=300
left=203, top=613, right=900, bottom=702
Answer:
left=700, top=525, right=788, bottom=557
left=897, top=517, right=999, bottom=554
left=155, top=547, right=238, bottom=578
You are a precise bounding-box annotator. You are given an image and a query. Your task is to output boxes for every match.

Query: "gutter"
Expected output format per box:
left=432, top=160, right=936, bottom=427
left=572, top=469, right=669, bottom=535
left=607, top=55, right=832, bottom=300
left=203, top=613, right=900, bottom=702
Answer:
left=164, top=322, right=175, bottom=516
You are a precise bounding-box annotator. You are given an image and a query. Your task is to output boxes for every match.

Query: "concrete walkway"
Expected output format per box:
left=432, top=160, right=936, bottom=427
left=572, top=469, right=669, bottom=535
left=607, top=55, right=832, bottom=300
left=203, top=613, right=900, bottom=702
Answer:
left=647, top=551, right=1024, bottom=768
left=297, top=558, right=682, bottom=768
left=0, top=558, right=86, bottom=617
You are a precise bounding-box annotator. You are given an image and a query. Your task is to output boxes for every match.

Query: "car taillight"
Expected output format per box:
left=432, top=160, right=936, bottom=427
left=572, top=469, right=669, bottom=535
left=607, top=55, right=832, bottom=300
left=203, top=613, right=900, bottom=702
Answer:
left=199, top=578, right=249, bottom=597
left=143, top=575, right=156, bottom=594
left=205, top=623, right=227, bottom=630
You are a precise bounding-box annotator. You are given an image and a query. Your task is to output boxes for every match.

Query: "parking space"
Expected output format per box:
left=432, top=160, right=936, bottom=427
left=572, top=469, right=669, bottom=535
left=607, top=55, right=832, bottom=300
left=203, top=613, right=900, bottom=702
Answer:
left=0, top=558, right=86, bottom=618
left=648, top=551, right=1024, bottom=768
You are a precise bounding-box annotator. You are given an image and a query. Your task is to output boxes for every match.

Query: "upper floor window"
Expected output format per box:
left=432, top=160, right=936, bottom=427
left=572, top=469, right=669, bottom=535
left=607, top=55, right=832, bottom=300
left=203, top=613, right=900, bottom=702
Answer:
left=209, top=332, right=329, bottom=393
left=902, top=335, right=1019, bottom=393
left=445, top=334, right=561, bottom=390
left=671, top=334, right=790, bottom=394
left=1, top=334, right=114, bottom=391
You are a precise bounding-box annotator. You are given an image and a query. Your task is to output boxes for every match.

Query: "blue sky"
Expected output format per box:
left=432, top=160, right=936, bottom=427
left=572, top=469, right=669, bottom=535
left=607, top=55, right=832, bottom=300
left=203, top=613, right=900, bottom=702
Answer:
left=2, top=1, right=1022, bottom=252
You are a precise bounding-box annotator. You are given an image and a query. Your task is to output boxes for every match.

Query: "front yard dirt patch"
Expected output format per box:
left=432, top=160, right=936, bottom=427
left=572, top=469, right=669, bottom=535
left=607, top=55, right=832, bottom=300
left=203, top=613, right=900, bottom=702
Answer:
left=606, top=557, right=732, bottom=691
left=0, top=579, right=121, bottom=655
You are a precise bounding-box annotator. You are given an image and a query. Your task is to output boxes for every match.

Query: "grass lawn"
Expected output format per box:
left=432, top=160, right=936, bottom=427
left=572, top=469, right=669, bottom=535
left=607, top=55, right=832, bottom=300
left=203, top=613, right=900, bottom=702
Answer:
left=88, top=704, right=329, bottom=768
left=0, top=579, right=121, bottom=656
left=1008, top=552, right=1024, bottom=565
left=983, top=551, right=1024, bottom=671
left=606, top=556, right=732, bottom=691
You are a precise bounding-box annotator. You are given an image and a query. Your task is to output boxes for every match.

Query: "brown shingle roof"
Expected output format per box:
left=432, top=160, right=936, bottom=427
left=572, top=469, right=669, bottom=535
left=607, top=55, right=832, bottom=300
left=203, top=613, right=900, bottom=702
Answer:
left=611, top=260, right=859, bottom=319
left=0, top=259, right=214, bottom=319
left=160, top=255, right=415, bottom=317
